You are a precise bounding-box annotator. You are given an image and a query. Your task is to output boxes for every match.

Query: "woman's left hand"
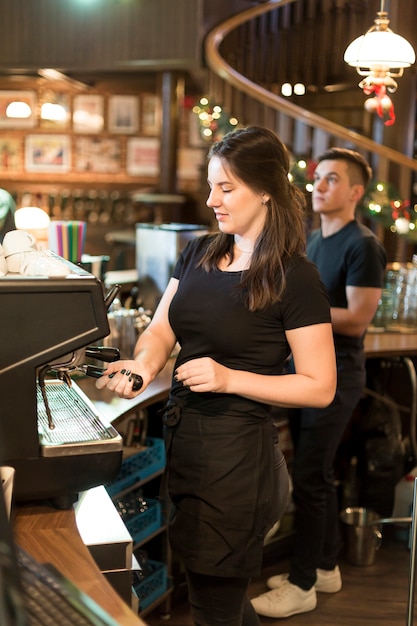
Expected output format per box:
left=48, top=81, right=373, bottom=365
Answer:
left=175, top=357, right=229, bottom=393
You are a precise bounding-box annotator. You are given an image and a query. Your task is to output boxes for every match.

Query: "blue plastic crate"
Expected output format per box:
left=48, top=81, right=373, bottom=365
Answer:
left=134, top=560, right=167, bottom=613
left=124, top=498, right=163, bottom=545
left=106, top=437, right=165, bottom=496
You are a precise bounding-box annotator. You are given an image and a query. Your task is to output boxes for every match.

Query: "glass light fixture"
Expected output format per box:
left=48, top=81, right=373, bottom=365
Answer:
left=293, top=83, right=306, bottom=96
left=344, top=4, right=415, bottom=74
left=343, top=0, right=415, bottom=125
left=6, top=101, right=32, bottom=119
left=40, top=102, right=67, bottom=122
left=14, top=207, right=51, bottom=250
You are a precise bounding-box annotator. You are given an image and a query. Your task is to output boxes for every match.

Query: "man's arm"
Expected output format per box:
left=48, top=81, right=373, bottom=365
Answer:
left=330, top=285, right=382, bottom=337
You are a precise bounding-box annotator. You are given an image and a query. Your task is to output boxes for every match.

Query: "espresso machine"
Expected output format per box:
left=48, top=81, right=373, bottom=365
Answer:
left=0, top=261, right=124, bottom=508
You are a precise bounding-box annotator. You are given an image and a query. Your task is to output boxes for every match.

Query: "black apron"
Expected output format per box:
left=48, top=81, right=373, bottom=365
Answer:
left=161, top=395, right=289, bottom=578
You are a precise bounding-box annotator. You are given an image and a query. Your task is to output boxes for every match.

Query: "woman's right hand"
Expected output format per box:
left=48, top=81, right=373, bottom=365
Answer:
left=95, top=359, right=149, bottom=398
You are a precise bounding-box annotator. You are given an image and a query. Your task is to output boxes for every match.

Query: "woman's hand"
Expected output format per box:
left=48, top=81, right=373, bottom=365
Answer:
left=175, top=357, right=229, bottom=393
left=95, top=359, right=149, bottom=399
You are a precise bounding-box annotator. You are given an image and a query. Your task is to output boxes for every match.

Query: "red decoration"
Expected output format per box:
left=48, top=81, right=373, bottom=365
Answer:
left=363, top=83, right=395, bottom=126
left=391, top=198, right=411, bottom=221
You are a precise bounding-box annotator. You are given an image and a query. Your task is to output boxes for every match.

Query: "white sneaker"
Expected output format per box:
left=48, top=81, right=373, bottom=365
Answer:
left=251, top=581, right=317, bottom=618
left=267, top=565, right=342, bottom=593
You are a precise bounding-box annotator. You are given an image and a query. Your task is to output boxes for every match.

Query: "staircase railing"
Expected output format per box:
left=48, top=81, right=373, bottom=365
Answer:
left=204, top=0, right=417, bottom=204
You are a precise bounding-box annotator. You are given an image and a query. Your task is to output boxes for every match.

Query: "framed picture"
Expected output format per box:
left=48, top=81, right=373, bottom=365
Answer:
left=25, top=134, right=71, bottom=173
left=0, top=136, right=22, bottom=171
left=108, top=95, right=139, bottom=134
left=141, top=94, right=161, bottom=136
left=126, top=137, right=160, bottom=176
left=75, top=137, right=121, bottom=173
left=178, top=147, right=206, bottom=180
left=0, top=90, right=36, bottom=129
left=73, top=94, right=104, bottom=133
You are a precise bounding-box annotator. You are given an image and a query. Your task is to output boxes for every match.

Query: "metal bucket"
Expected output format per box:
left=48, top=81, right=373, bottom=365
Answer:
left=340, top=507, right=382, bottom=566
left=79, top=254, right=110, bottom=281
left=102, top=307, right=152, bottom=359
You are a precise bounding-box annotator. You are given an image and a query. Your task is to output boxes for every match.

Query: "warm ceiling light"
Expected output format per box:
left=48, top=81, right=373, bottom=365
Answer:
left=343, top=0, right=415, bottom=126
left=40, top=102, right=67, bottom=122
left=6, top=101, right=32, bottom=118
left=14, top=207, right=50, bottom=230
left=293, top=83, right=306, bottom=96
left=344, top=4, right=415, bottom=72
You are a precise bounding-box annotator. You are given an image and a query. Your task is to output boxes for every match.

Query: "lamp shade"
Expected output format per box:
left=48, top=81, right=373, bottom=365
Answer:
left=5, top=101, right=32, bottom=119
left=344, top=30, right=416, bottom=69
left=15, top=207, right=50, bottom=230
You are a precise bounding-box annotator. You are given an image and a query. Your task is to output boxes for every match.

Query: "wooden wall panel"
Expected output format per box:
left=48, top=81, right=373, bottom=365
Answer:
left=0, top=0, right=203, bottom=73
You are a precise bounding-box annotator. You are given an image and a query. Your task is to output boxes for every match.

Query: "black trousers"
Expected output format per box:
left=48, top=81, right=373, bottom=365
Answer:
left=288, top=381, right=364, bottom=591
left=185, top=569, right=260, bottom=626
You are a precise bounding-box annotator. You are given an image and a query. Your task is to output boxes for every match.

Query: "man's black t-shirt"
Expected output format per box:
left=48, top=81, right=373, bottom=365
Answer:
left=308, top=220, right=387, bottom=375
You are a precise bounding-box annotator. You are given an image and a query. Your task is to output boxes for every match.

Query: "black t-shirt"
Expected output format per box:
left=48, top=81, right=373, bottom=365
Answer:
left=307, top=220, right=386, bottom=357
left=170, top=235, right=331, bottom=383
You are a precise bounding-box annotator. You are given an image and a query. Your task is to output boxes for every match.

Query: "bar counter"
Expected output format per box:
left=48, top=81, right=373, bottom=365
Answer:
left=13, top=502, right=147, bottom=625
left=364, top=330, right=417, bottom=358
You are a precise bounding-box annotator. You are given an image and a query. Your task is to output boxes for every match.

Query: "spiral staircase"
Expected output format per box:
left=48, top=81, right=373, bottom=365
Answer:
left=202, top=0, right=417, bottom=260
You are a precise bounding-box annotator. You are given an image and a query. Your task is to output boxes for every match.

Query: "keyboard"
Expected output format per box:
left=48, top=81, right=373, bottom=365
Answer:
left=16, top=545, right=120, bottom=626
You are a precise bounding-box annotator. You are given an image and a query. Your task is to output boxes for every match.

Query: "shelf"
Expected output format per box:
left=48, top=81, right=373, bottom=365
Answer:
left=111, top=467, right=165, bottom=500
left=106, top=438, right=166, bottom=497
left=139, top=582, right=173, bottom=618
left=133, top=523, right=168, bottom=551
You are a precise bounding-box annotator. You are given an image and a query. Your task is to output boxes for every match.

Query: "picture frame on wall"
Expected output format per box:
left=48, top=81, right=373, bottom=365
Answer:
left=108, top=95, right=139, bottom=134
left=75, top=137, right=121, bottom=173
left=178, top=147, right=206, bottom=180
left=0, top=136, right=22, bottom=171
left=73, top=94, right=104, bottom=133
left=141, top=94, right=161, bottom=136
left=0, top=90, right=37, bottom=129
left=126, top=137, right=160, bottom=176
left=25, top=134, right=71, bottom=173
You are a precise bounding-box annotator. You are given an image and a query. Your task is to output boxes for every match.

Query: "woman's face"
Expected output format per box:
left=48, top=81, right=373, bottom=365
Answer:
left=206, top=155, right=268, bottom=238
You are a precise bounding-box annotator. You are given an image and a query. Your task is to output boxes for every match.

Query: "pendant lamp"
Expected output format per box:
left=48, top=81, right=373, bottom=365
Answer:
left=344, top=0, right=415, bottom=125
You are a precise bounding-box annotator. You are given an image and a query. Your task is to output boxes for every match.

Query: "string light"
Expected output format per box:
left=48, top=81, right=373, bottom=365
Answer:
left=192, top=98, right=239, bottom=142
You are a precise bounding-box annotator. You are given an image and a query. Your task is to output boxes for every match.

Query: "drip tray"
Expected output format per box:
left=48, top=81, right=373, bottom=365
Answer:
left=37, top=379, right=122, bottom=457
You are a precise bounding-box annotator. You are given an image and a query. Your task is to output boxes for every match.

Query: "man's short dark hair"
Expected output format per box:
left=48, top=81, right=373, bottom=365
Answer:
left=316, top=147, right=372, bottom=188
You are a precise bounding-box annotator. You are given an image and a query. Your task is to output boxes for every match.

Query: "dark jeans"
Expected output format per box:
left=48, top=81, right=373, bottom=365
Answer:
left=185, top=569, right=260, bottom=626
left=288, top=382, right=364, bottom=591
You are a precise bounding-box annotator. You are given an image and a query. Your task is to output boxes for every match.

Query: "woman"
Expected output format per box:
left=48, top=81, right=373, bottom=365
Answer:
left=96, top=126, right=336, bottom=626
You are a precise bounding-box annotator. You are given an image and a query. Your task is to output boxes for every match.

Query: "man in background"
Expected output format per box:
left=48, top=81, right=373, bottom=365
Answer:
left=252, top=147, right=387, bottom=619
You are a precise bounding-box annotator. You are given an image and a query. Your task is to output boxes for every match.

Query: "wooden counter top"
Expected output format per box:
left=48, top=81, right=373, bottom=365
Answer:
left=13, top=502, right=147, bottom=626
left=364, top=331, right=417, bottom=358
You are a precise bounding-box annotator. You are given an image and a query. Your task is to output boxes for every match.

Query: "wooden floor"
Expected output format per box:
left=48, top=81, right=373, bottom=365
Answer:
left=145, top=529, right=416, bottom=626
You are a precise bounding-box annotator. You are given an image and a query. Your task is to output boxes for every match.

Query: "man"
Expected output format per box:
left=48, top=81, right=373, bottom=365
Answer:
left=251, top=148, right=387, bottom=618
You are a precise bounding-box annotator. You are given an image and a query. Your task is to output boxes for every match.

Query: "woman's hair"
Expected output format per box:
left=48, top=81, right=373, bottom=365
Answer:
left=200, top=126, right=307, bottom=311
